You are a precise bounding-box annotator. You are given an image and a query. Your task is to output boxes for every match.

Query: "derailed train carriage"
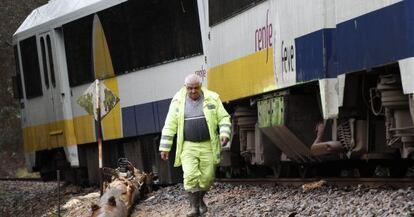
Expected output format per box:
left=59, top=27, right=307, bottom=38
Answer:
left=12, top=0, right=414, bottom=184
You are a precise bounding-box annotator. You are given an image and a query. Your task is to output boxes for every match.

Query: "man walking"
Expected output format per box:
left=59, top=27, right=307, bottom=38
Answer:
left=159, top=74, right=231, bottom=216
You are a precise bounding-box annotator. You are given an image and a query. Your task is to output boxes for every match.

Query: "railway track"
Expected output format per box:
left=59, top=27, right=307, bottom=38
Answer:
left=2, top=176, right=413, bottom=188
left=216, top=178, right=414, bottom=188
left=0, top=177, right=42, bottom=182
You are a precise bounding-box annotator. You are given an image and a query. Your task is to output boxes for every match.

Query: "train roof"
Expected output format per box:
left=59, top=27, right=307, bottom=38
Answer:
left=13, top=0, right=126, bottom=43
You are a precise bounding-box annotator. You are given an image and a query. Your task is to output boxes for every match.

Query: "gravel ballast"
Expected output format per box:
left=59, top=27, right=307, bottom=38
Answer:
left=1, top=180, right=413, bottom=217
left=132, top=182, right=414, bottom=217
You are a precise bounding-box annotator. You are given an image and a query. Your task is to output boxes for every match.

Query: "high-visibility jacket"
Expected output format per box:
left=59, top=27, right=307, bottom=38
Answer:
left=159, top=87, right=231, bottom=167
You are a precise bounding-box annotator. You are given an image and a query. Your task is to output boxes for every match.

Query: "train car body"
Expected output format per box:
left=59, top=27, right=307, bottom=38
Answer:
left=204, top=0, right=414, bottom=177
left=12, top=0, right=414, bottom=183
left=13, top=0, right=205, bottom=184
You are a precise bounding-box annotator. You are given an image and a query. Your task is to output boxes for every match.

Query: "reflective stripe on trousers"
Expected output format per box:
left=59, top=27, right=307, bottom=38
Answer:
left=181, top=140, right=215, bottom=191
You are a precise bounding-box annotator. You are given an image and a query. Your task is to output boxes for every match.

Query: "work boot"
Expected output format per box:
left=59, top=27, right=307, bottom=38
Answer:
left=187, top=191, right=200, bottom=217
left=199, top=191, right=208, bottom=215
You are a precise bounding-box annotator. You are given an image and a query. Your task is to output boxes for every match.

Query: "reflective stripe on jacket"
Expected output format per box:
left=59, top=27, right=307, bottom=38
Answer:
left=159, top=87, right=231, bottom=167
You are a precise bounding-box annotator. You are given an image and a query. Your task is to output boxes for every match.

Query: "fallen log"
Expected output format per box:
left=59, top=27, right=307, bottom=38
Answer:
left=91, top=160, right=153, bottom=217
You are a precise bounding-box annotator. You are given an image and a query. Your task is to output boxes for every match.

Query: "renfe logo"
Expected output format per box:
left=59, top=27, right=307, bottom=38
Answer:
left=255, top=9, right=272, bottom=52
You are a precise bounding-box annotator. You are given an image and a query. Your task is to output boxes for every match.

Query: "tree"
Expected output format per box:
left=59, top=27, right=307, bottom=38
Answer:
left=0, top=0, right=48, bottom=151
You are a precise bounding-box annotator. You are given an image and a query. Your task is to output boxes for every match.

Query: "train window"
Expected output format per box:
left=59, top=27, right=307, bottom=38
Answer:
left=46, top=35, right=56, bottom=88
left=20, top=36, right=43, bottom=98
left=170, top=0, right=203, bottom=59
left=98, top=0, right=202, bottom=75
left=63, top=15, right=94, bottom=87
left=209, top=0, right=265, bottom=26
left=40, top=38, right=49, bottom=89
left=13, top=45, right=23, bottom=99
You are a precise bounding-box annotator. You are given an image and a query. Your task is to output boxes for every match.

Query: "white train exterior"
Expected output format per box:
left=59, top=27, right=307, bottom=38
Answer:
left=12, top=0, right=414, bottom=183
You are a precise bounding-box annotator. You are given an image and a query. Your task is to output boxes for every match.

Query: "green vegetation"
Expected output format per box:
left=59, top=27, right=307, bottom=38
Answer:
left=15, top=167, right=40, bottom=178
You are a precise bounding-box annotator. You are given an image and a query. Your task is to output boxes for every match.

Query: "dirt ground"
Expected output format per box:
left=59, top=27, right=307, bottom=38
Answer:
left=0, top=151, right=26, bottom=178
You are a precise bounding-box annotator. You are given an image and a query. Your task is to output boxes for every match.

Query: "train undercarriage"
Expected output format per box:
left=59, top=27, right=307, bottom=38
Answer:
left=219, top=63, right=414, bottom=179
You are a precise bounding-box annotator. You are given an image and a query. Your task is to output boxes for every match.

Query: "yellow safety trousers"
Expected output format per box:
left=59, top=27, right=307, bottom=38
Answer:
left=181, top=140, right=215, bottom=191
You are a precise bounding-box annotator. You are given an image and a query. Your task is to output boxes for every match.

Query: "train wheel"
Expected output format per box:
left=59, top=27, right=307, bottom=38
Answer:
left=246, top=165, right=272, bottom=178
left=40, top=171, right=57, bottom=181
left=406, top=165, right=414, bottom=177
left=272, top=164, right=283, bottom=178
left=217, top=167, right=230, bottom=178
left=358, top=163, right=376, bottom=177
left=390, top=163, right=408, bottom=178
left=298, top=165, right=315, bottom=178
left=225, top=168, right=232, bottom=178
left=374, top=165, right=391, bottom=177
left=272, top=164, right=290, bottom=178
left=317, top=162, right=341, bottom=177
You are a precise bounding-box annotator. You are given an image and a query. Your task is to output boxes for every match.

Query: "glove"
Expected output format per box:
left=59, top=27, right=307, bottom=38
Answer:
left=160, top=151, right=169, bottom=160
left=220, top=136, right=229, bottom=146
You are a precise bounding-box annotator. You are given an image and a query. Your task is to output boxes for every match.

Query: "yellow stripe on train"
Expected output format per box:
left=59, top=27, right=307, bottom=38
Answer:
left=208, top=48, right=276, bottom=102
left=23, top=105, right=122, bottom=153
left=23, top=116, right=93, bottom=153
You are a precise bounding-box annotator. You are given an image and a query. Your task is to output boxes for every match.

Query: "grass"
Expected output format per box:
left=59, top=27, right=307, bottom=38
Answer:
left=15, top=167, right=40, bottom=178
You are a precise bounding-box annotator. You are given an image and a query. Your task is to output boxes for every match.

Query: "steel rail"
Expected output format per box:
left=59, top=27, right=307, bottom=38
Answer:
left=0, top=177, right=42, bottom=182
left=216, top=178, right=414, bottom=188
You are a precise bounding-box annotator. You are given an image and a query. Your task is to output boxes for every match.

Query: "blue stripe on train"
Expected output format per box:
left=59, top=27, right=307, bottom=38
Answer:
left=122, top=98, right=171, bottom=138
left=336, top=0, right=414, bottom=74
left=295, top=28, right=336, bottom=82
left=295, top=0, right=414, bottom=82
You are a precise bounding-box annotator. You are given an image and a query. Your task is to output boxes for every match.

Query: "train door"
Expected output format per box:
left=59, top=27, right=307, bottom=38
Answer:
left=38, top=31, right=63, bottom=145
